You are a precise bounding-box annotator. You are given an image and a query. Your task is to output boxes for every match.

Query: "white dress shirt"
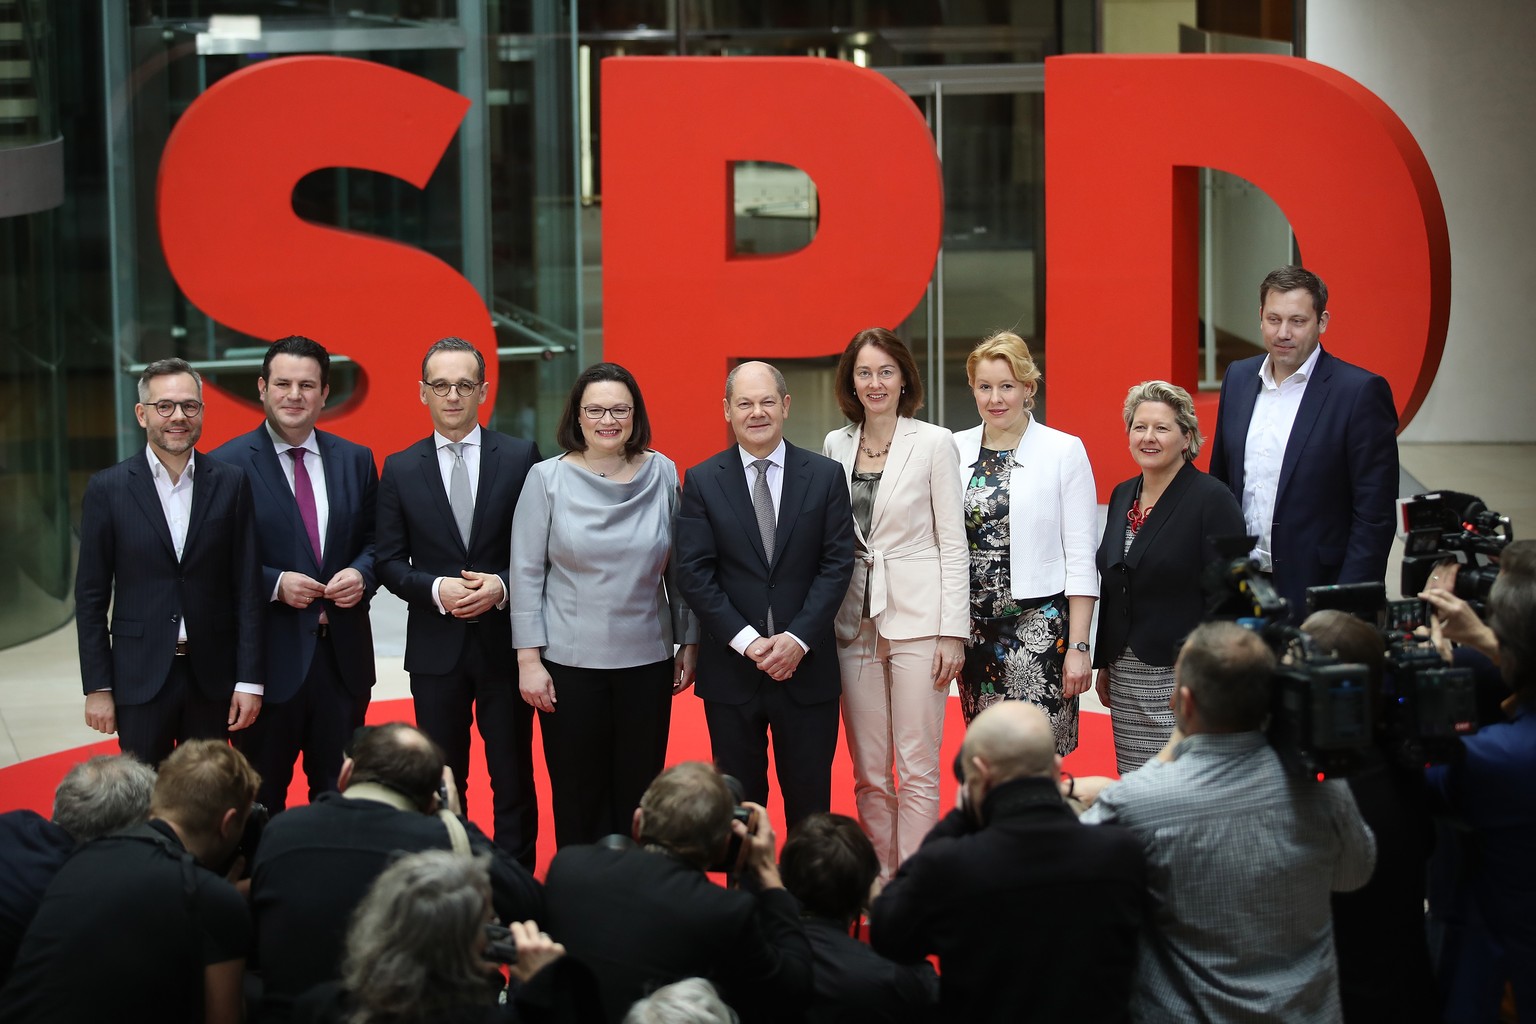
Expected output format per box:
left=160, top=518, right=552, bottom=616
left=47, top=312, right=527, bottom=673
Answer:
left=145, top=446, right=261, bottom=695
left=1241, top=343, right=1323, bottom=570
left=267, top=424, right=329, bottom=603
left=728, top=439, right=806, bottom=654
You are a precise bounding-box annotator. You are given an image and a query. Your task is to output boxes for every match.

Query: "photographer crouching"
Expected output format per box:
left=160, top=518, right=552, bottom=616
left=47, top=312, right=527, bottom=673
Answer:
left=1417, top=542, right=1536, bottom=1023
left=541, top=762, right=812, bottom=1023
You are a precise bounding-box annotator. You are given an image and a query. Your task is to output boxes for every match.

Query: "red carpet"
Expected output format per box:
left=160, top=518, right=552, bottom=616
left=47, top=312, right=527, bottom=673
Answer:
left=0, top=697, right=1117, bottom=876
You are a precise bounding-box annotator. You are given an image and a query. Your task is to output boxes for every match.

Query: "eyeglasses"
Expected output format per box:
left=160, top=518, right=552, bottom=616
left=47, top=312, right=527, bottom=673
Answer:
left=854, top=368, right=898, bottom=382
left=581, top=405, right=633, bottom=421
left=146, top=399, right=204, bottom=418
left=424, top=379, right=483, bottom=398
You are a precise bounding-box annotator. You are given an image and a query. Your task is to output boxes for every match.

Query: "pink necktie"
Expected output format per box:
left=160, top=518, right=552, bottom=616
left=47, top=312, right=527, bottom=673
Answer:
left=290, top=449, right=322, bottom=565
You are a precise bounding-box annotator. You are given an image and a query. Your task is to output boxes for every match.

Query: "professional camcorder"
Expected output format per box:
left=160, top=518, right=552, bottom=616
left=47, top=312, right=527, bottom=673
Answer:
left=1203, top=537, right=1374, bottom=780
left=1399, top=490, right=1512, bottom=616
left=1306, top=582, right=1479, bottom=769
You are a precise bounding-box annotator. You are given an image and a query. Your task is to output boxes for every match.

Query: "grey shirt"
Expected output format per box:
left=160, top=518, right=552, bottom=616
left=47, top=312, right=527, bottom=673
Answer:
left=1081, top=731, right=1376, bottom=1024
left=510, top=451, right=698, bottom=669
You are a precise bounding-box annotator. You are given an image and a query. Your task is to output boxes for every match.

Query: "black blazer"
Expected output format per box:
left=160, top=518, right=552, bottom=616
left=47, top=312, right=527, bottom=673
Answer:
left=673, top=441, right=855, bottom=706
left=543, top=844, right=813, bottom=1023
left=1095, top=462, right=1246, bottom=669
left=211, top=426, right=379, bottom=703
left=375, top=429, right=540, bottom=675
left=75, top=450, right=264, bottom=704
left=1208, top=349, right=1399, bottom=616
left=870, top=778, right=1146, bottom=1024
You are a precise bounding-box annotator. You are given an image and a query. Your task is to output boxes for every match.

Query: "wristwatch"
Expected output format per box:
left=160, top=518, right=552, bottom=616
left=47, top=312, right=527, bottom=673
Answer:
left=1067, top=641, right=1090, bottom=653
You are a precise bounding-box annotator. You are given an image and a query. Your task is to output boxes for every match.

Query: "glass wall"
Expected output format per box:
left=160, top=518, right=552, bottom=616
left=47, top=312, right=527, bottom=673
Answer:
left=0, top=0, right=71, bottom=647
left=0, top=0, right=1301, bottom=647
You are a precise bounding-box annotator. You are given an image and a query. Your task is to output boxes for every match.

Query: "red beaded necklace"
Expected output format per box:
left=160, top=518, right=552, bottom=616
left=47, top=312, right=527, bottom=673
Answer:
left=1128, top=480, right=1155, bottom=533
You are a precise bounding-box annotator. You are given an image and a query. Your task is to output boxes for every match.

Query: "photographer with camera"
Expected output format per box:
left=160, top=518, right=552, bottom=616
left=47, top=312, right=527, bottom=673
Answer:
left=1, top=741, right=259, bottom=1024
left=541, top=761, right=812, bottom=1023
left=250, top=722, right=542, bottom=1023
left=869, top=701, right=1144, bottom=1023
left=1300, top=610, right=1438, bottom=1023
left=1419, top=553, right=1536, bottom=1023
left=1076, top=622, right=1376, bottom=1024
left=295, top=850, right=600, bottom=1024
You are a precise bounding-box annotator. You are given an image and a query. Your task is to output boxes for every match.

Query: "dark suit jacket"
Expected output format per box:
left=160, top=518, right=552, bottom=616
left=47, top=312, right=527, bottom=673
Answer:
left=543, top=844, right=813, bottom=1023
left=75, top=450, right=263, bottom=703
left=1208, top=348, right=1399, bottom=616
left=1095, top=462, right=1246, bottom=669
left=250, top=791, right=543, bottom=1019
left=674, top=441, right=855, bottom=706
left=211, top=426, right=378, bottom=703
left=801, top=915, right=938, bottom=1024
left=376, top=429, right=540, bottom=675
left=870, top=778, right=1146, bottom=1024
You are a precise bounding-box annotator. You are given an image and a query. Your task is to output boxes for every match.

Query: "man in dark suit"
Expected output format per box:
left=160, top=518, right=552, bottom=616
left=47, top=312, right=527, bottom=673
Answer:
left=674, top=360, right=855, bottom=826
left=376, top=337, right=541, bottom=866
left=870, top=702, right=1146, bottom=1023
left=542, top=761, right=812, bottom=1022
left=1208, top=265, right=1399, bottom=616
left=75, top=358, right=264, bottom=765
left=211, top=336, right=378, bottom=811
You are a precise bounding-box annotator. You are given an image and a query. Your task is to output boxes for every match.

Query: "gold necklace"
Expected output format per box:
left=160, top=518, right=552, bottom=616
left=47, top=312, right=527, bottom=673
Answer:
left=858, top=429, right=892, bottom=459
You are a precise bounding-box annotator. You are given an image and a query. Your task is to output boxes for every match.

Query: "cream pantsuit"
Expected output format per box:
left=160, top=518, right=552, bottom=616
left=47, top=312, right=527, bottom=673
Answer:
left=824, top=417, right=969, bottom=874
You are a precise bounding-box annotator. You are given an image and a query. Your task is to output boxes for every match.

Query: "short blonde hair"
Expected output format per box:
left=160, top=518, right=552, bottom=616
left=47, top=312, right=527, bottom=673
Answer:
left=966, top=331, right=1041, bottom=411
left=1121, top=380, right=1203, bottom=462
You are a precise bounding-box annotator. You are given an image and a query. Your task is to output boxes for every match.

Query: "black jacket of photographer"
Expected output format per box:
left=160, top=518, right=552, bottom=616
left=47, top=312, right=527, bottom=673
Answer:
left=870, top=777, right=1146, bottom=1024
left=542, top=842, right=812, bottom=1023
left=250, top=789, right=543, bottom=1022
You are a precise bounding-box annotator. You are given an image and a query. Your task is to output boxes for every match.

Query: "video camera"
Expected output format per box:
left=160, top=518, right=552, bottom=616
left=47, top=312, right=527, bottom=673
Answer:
left=1202, top=537, right=1374, bottom=780
left=1305, top=582, right=1479, bottom=769
left=1399, top=490, right=1512, bottom=616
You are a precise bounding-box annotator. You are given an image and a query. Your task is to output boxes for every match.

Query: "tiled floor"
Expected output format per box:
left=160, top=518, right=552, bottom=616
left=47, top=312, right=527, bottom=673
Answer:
left=2, top=442, right=1531, bottom=769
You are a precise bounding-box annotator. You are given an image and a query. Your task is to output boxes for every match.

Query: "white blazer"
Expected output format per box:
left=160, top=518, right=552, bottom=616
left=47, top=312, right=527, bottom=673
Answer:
left=952, top=418, right=1099, bottom=601
left=823, top=417, right=969, bottom=642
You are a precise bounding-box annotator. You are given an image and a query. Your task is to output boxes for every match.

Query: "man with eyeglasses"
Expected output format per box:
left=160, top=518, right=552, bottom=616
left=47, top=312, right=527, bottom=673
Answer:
left=211, top=336, right=380, bottom=812
left=376, top=337, right=542, bottom=868
left=75, top=357, right=265, bottom=765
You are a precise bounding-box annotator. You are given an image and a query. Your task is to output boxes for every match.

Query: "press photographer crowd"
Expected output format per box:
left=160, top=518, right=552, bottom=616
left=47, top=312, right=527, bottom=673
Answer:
left=1, top=270, right=1532, bottom=1022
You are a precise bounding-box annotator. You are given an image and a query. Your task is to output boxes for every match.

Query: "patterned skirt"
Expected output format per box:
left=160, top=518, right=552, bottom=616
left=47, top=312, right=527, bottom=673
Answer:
left=961, top=594, right=1078, bottom=755
left=1107, top=650, right=1176, bottom=774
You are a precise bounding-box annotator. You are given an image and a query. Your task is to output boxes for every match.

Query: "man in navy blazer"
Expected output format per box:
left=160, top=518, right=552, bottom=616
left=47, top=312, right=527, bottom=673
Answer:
left=211, top=336, right=379, bottom=811
left=75, top=358, right=264, bottom=765
left=1208, top=266, right=1399, bottom=617
left=376, top=338, right=541, bottom=866
left=674, top=361, right=855, bottom=826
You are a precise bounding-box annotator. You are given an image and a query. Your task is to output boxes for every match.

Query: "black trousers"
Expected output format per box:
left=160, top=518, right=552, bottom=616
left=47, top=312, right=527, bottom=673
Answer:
left=703, top=683, right=840, bottom=829
left=235, top=634, right=368, bottom=813
left=115, top=657, right=229, bottom=767
left=539, top=658, right=673, bottom=848
left=411, top=625, right=538, bottom=869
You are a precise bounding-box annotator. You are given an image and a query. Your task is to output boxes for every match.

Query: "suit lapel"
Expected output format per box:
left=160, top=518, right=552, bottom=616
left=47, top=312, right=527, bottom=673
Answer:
left=1223, top=362, right=1263, bottom=494
left=719, top=448, right=771, bottom=569
left=831, top=426, right=866, bottom=548
left=870, top=418, right=916, bottom=530
left=317, top=431, right=346, bottom=573
left=249, top=429, right=321, bottom=574
left=773, top=443, right=813, bottom=567
left=471, top=431, right=502, bottom=552
left=418, top=439, right=461, bottom=553
left=125, top=456, right=178, bottom=559
left=1125, top=462, right=1197, bottom=567
left=184, top=452, right=215, bottom=557
left=1277, top=351, right=1334, bottom=504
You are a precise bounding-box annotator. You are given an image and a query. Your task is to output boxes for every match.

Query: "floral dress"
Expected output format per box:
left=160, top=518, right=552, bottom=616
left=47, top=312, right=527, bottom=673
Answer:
left=962, top=446, right=1077, bottom=754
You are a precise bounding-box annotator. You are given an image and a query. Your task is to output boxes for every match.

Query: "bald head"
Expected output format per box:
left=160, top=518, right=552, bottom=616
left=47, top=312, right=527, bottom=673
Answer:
left=961, top=701, right=1058, bottom=785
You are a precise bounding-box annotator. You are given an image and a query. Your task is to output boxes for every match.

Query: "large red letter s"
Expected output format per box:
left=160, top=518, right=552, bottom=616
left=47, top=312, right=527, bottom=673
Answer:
left=602, top=57, right=944, bottom=472
left=1044, top=55, right=1450, bottom=499
left=158, top=56, right=494, bottom=456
